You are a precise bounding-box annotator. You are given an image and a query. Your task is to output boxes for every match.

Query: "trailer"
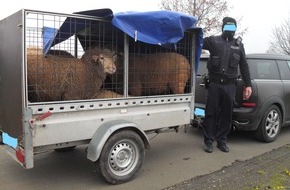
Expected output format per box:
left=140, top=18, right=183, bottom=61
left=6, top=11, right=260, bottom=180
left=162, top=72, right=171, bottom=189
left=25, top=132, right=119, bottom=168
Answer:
left=0, top=9, right=202, bottom=184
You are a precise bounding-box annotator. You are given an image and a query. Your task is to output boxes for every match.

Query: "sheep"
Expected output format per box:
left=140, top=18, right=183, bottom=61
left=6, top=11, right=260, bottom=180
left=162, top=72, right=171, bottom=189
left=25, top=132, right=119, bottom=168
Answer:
left=27, top=48, right=75, bottom=58
left=46, top=49, right=75, bottom=58
left=27, top=47, right=117, bottom=102
left=127, top=52, right=191, bottom=96
left=92, top=90, right=123, bottom=99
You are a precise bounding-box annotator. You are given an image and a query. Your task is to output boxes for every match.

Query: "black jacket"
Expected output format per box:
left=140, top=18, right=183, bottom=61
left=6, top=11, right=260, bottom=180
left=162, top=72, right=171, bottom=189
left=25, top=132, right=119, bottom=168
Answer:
left=203, top=35, right=251, bottom=87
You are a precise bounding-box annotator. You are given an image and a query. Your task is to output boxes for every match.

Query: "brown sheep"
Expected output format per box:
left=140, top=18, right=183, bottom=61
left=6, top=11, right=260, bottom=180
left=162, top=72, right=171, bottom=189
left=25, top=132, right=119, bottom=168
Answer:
left=27, top=47, right=117, bottom=102
left=127, top=52, right=191, bottom=96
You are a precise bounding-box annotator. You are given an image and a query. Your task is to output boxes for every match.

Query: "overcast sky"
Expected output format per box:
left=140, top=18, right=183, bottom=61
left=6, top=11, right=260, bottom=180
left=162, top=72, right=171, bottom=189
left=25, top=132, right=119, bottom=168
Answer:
left=228, top=0, right=290, bottom=53
left=0, top=0, right=289, bottom=53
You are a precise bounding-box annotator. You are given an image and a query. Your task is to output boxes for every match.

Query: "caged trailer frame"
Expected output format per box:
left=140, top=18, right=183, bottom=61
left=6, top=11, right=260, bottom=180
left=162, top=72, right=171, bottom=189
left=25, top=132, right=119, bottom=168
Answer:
left=0, top=9, right=202, bottom=184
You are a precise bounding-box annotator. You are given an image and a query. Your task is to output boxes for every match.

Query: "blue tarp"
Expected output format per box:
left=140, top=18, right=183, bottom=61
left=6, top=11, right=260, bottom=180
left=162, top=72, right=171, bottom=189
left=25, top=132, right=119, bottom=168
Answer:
left=43, top=27, right=58, bottom=55
left=112, top=10, right=197, bottom=45
left=111, top=10, right=203, bottom=69
left=42, top=9, right=203, bottom=71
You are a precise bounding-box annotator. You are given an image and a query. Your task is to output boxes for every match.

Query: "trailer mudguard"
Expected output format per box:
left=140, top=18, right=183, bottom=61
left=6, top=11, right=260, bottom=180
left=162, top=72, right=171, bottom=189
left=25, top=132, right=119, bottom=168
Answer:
left=87, top=120, right=150, bottom=162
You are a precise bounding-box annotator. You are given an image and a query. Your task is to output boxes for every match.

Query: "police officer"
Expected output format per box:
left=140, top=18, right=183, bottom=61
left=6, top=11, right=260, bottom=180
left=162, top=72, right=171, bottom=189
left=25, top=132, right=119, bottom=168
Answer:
left=202, top=17, right=252, bottom=153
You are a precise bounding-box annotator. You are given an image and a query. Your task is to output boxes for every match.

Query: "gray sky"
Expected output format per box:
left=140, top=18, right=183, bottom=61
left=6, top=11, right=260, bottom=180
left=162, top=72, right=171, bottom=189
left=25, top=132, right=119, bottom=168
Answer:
left=0, top=0, right=289, bottom=53
left=228, top=0, right=290, bottom=53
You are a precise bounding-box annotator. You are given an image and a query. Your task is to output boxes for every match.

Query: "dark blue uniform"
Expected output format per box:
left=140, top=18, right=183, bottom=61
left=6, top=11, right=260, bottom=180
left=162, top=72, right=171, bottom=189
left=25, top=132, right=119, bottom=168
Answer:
left=202, top=34, right=251, bottom=150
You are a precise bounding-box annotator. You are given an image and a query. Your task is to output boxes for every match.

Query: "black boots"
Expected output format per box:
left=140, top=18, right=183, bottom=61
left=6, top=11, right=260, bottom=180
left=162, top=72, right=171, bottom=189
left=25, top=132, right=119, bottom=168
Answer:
left=217, top=143, right=230, bottom=153
left=204, top=143, right=213, bottom=153
left=204, top=142, right=230, bottom=153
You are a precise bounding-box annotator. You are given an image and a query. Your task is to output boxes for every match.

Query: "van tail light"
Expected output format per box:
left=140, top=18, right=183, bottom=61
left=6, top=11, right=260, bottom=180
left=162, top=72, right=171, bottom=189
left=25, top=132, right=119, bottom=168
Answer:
left=242, top=102, right=256, bottom=107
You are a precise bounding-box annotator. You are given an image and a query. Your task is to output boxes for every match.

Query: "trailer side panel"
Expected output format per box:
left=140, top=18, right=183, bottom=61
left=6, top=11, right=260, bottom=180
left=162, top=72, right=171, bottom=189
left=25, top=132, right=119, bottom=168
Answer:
left=0, top=10, right=24, bottom=138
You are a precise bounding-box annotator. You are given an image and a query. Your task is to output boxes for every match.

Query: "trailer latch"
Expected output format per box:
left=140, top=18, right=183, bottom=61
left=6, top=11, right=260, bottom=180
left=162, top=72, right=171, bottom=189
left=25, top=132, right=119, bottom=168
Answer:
left=29, top=111, right=52, bottom=124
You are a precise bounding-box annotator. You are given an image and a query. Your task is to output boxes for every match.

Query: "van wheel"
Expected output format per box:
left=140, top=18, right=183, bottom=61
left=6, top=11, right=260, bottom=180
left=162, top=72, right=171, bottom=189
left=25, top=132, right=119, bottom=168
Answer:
left=255, top=105, right=281, bottom=142
left=96, top=130, right=145, bottom=184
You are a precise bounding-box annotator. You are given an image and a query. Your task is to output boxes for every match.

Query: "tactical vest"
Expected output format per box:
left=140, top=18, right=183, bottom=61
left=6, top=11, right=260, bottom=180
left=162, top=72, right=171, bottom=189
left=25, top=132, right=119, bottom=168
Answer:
left=207, top=36, right=241, bottom=78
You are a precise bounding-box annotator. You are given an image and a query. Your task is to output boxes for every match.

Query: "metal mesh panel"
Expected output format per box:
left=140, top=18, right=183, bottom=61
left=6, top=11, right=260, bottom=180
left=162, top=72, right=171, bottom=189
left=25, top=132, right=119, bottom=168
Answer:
left=25, top=11, right=124, bottom=103
left=115, top=32, right=194, bottom=96
left=25, top=11, right=193, bottom=103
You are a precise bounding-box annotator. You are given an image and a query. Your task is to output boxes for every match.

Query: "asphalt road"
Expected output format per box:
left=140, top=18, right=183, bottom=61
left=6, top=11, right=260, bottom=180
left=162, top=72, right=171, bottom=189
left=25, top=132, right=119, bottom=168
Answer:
left=164, top=144, right=290, bottom=190
left=1, top=126, right=290, bottom=190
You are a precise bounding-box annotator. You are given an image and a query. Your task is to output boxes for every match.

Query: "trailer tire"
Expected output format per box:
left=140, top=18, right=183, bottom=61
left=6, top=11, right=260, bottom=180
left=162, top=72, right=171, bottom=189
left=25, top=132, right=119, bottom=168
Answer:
left=96, top=130, right=145, bottom=184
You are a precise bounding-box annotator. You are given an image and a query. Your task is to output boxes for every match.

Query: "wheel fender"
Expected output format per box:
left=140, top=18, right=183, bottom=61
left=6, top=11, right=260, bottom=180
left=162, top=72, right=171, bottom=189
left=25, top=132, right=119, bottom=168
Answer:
left=87, top=120, right=150, bottom=162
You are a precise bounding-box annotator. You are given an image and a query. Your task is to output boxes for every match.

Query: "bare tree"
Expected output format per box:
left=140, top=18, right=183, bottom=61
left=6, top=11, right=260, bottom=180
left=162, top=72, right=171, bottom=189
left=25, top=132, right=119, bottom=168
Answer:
left=267, top=18, right=290, bottom=55
left=160, top=0, right=247, bottom=37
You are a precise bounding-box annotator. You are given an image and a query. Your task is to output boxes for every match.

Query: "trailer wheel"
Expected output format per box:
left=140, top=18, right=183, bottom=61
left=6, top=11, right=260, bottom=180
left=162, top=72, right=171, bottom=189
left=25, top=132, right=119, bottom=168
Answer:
left=97, top=130, right=145, bottom=184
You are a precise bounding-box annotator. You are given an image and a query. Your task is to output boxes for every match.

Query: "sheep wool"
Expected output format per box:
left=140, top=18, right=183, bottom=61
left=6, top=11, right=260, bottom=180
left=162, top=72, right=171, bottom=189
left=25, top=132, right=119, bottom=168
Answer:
left=128, top=52, right=191, bottom=96
left=27, top=47, right=117, bottom=102
left=92, top=90, right=123, bottom=99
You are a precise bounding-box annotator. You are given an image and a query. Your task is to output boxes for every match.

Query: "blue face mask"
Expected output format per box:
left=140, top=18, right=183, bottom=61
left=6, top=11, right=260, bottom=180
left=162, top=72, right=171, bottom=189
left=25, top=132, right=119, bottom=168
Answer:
left=223, top=24, right=236, bottom=32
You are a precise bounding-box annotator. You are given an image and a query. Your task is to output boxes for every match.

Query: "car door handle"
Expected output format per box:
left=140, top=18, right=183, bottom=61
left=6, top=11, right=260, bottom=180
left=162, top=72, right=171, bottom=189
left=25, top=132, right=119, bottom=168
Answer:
left=199, top=83, right=205, bottom=87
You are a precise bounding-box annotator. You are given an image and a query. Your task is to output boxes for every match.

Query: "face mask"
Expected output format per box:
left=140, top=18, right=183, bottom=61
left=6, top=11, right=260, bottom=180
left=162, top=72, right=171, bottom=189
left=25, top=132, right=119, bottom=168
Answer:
left=222, top=31, right=235, bottom=40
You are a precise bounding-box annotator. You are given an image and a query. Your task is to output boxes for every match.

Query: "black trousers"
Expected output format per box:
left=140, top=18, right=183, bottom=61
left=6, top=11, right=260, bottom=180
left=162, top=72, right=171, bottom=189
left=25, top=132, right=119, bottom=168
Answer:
left=203, top=82, right=236, bottom=144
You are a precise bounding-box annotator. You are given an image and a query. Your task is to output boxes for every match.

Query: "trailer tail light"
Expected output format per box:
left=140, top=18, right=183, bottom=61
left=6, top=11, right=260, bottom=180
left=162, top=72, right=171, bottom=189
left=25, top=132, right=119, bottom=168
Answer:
left=16, top=146, right=25, bottom=164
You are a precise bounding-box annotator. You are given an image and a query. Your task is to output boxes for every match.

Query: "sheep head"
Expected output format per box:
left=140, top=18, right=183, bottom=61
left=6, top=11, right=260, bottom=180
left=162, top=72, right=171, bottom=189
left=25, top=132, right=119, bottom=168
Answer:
left=91, top=53, right=117, bottom=74
left=82, top=47, right=117, bottom=75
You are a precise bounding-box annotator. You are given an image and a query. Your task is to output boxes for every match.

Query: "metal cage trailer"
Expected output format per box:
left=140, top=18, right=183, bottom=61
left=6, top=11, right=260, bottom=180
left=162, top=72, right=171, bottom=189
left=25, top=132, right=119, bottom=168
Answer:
left=0, top=9, right=202, bottom=184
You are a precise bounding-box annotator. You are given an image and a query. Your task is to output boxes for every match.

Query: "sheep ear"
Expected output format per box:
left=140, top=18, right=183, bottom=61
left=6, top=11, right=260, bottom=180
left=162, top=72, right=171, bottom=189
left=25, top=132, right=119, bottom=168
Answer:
left=92, top=55, right=99, bottom=62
